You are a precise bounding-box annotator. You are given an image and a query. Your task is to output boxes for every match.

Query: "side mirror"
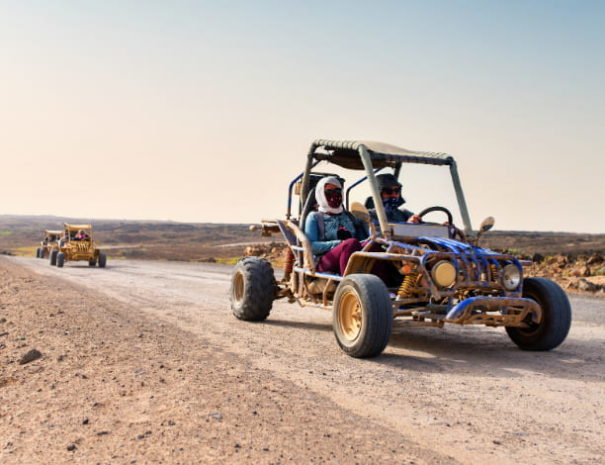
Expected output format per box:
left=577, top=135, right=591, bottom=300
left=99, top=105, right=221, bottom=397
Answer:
left=474, top=216, right=495, bottom=246
left=479, top=216, right=495, bottom=233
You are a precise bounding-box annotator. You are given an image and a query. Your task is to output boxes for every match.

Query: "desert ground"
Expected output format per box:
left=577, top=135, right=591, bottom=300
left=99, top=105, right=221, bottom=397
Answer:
left=1, top=255, right=603, bottom=465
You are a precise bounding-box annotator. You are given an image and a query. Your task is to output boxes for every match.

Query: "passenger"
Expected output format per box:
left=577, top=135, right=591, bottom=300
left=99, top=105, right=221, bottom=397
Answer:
left=369, top=173, right=421, bottom=224
left=75, top=230, right=89, bottom=241
left=304, top=177, right=368, bottom=275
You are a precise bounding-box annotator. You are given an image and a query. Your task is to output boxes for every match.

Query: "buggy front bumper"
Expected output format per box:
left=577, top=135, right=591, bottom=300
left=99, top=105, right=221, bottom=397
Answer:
left=443, top=296, right=541, bottom=327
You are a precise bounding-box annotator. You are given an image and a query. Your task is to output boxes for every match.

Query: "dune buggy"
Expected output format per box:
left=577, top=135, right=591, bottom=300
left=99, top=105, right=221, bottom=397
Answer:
left=36, top=230, right=62, bottom=259
left=230, top=140, right=572, bottom=358
left=50, top=223, right=107, bottom=268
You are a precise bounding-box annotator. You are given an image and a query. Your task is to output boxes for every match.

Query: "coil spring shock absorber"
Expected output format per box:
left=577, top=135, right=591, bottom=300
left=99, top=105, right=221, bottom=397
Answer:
left=489, top=263, right=499, bottom=282
left=284, top=248, right=295, bottom=280
left=398, top=272, right=419, bottom=298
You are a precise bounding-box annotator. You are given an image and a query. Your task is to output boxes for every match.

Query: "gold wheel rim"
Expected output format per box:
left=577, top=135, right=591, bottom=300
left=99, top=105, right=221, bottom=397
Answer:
left=233, top=272, right=245, bottom=304
left=338, top=290, right=363, bottom=342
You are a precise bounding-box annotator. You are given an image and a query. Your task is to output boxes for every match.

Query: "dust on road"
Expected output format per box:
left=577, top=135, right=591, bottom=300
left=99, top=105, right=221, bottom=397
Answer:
left=4, top=256, right=605, bottom=465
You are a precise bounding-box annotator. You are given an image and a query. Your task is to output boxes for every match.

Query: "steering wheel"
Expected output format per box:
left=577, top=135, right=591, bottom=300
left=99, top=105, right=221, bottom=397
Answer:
left=417, top=206, right=453, bottom=225
left=417, top=206, right=466, bottom=241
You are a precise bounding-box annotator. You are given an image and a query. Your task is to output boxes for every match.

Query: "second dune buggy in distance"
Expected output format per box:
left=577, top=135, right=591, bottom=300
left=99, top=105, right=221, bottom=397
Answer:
left=36, top=229, right=62, bottom=259
left=230, top=140, right=572, bottom=358
left=49, top=223, right=107, bottom=268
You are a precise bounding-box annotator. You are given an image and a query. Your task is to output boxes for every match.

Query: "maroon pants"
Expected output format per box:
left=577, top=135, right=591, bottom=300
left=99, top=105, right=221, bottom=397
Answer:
left=316, top=239, right=392, bottom=284
left=317, top=238, right=361, bottom=275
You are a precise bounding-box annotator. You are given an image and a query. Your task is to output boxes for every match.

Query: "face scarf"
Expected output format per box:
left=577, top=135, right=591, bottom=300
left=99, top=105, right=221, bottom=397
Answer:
left=315, top=176, right=343, bottom=215
left=383, top=196, right=405, bottom=214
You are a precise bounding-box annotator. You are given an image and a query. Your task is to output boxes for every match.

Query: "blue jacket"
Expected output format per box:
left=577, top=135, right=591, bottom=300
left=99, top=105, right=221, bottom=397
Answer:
left=304, top=211, right=368, bottom=255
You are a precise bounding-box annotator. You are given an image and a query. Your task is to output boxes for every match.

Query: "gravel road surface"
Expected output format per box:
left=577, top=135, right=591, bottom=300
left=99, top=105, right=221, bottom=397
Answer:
left=5, top=256, right=605, bottom=465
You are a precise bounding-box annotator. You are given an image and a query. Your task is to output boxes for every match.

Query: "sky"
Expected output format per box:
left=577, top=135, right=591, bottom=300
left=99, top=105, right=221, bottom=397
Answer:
left=0, top=1, right=603, bottom=233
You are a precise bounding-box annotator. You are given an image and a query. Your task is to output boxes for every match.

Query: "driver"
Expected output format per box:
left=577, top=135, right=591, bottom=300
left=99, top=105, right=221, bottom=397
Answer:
left=370, top=173, right=421, bottom=224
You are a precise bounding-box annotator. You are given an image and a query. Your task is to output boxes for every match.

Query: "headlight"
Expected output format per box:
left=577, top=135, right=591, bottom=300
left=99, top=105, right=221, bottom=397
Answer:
left=501, top=264, right=521, bottom=290
left=431, top=260, right=457, bottom=288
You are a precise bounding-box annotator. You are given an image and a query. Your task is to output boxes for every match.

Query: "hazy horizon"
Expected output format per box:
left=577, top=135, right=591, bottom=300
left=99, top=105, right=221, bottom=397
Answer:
left=1, top=1, right=603, bottom=233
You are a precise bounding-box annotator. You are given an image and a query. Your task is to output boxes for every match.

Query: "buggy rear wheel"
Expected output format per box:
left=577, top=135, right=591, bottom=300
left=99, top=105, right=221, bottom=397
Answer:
left=57, top=252, right=65, bottom=268
left=98, top=253, right=107, bottom=268
left=230, top=257, right=275, bottom=321
left=333, top=274, right=393, bottom=358
left=49, top=250, right=58, bottom=266
left=506, top=277, right=572, bottom=351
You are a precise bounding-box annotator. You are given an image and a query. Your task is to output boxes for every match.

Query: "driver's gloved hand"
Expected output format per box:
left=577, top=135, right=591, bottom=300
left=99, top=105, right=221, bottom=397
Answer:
left=337, top=227, right=352, bottom=240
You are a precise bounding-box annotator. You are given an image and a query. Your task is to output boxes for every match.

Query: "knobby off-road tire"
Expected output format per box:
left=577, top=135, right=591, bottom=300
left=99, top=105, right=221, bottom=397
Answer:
left=36, top=248, right=42, bottom=258
left=333, top=274, right=393, bottom=358
left=98, top=253, right=107, bottom=268
left=57, top=252, right=65, bottom=268
left=506, top=277, right=572, bottom=351
left=89, top=259, right=97, bottom=267
left=230, top=257, right=275, bottom=321
left=49, top=250, right=58, bottom=266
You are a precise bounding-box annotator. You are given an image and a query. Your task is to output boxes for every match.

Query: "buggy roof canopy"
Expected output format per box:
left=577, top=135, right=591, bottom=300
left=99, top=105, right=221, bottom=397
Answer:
left=64, top=223, right=92, bottom=231
left=44, top=230, right=63, bottom=235
left=312, top=139, right=454, bottom=170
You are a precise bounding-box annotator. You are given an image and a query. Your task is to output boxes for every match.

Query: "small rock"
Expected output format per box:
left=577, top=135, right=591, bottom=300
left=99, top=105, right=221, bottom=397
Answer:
left=570, top=266, right=591, bottom=277
left=96, top=431, right=110, bottom=436
left=531, top=253, right=544, bottom=263
left=19, top=349, right=42, bottom=365
left=82, top=418, right=89, bottom=425
left=578, top=279, right=599, bottom=292
left=0, top=318, right=7, bottom=324
left=493, top=440, right=502, bottom=445
left=587, top=254, right=603, bottom=265
left=67, top=444, right=77, bottom=452
left=0, top=332, right=8, bottom=337
left=209, top=412, right=222, bottom=421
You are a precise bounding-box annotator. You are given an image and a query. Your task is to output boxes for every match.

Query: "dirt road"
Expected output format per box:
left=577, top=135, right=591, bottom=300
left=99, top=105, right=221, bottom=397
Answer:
left=3, top=257, right=605, bottom=464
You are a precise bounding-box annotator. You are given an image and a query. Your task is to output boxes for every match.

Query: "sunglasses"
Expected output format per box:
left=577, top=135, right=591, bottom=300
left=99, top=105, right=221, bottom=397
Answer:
left=325, top=188, right=342, bottom=195
left=382, top=187, right=401, bottom=195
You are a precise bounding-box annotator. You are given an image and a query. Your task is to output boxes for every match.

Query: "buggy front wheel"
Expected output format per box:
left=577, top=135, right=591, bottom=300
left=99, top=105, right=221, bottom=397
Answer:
left=506, top=277, right=572, bottom=351
left=230, top=257, right=275, bottom=321
left=57, top=252, right=65, bottom=268
left=333, top=274, right=393, bottom=358
left=98, top=253, right=107, bottom=268
left=49, top=250, right=58, bottom=266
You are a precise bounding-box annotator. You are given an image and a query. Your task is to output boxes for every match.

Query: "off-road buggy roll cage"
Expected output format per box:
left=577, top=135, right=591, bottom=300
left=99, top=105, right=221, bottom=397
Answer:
left=234, top=139, right=571, bottom=358
left=289, top=140, right=472, bottom=237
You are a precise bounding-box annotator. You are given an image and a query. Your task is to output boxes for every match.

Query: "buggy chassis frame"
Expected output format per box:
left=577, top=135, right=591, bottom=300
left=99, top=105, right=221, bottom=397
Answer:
left=259, top=140, right=542, bottom=330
